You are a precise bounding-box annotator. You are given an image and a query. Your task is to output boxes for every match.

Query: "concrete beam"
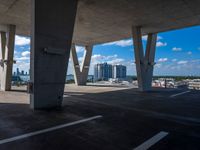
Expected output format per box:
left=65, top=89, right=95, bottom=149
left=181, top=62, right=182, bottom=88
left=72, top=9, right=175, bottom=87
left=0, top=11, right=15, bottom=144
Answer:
left=132, top=26, right=157, bottom=91
left=30, top=0, right=78, bottom=109
left=0, top=25, right=16, bottom=91
left=71, top=44, right=93, bottom=85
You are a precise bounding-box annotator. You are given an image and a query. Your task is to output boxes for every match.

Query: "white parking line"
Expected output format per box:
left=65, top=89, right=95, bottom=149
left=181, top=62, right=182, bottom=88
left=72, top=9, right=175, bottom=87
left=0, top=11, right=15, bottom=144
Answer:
left=170, top=90, right=190, bottom=98
left=133, top=131, right=169, bottom=150
left=63, top=94, right=71, bottom=97
left=0, top=115, right=102, bottom=145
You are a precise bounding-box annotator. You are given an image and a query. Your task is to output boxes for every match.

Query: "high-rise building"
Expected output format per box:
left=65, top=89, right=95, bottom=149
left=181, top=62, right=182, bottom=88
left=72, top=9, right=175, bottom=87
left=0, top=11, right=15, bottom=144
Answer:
left=16, top=68, right=20, bottom=75
left=94, top=63, right=127, bottom=81
left=21, top=70, right=24, bottom=75
left=94, top=63, right=112, bottom=81
left=112, top=65, right=126, bottom=79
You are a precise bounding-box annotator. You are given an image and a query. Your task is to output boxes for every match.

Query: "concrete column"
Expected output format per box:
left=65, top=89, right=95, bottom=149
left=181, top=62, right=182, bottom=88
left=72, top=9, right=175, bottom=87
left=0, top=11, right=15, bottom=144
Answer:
left=132, top=26, right=157, bottom=91
left=30, top=0, right=78, bottom=109
left=71, top=44, right=93, bottom=85
left=0, top=25, right=16, bottom=91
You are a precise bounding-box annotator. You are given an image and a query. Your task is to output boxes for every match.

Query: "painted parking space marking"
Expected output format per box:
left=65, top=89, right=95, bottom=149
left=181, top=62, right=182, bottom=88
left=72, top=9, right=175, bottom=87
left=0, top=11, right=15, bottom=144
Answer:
left=170, top=90, right=190, bottom=98
left=63, top=94, right=71, bottom=97
left=133, top=131, right=169, bottom=150
left=0, top=115, right=102, bottom=145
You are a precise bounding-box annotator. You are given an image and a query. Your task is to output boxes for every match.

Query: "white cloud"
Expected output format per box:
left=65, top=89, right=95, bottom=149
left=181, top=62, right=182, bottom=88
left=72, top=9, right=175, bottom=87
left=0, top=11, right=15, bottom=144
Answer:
left=156, top=41, right=167, bottom=47
left=154, top=59, right=200, bottom=76
left=72, top=54, right=122, bottom=74
left=142, top=35, right=163, bottom=41
left=172, top=59, right=177, bottom=62
left=158, top=58, right=168, bottom=62
left=13, top=61, right=30, bottom=73
left=177, top=60, right=188, bottom=65
left=187, top=51, right=192, bottom=55
left=142, top=35, right=148, bottom=41
left=191, top=59, right=200, bottom=63
left=143, top=36, right=167, bottom=47
left=107, top=58, right=125, bottom=65
left=14, top=50, right=18, bottom=55
left=157, top=36, right=163, bottom=41
left=172, top=47, right=182, bottom=51
left=106, top=54, right=118, bottom=59
left=16, top=57, right=29, bottom=61
left=19, top=46, right=25, bottom=49
left=102, top=39, right=132, bottom=47
left=75, top=46, right=85, bottom=53
left=155, top=63, right=162, bottom=68
left=67, top=53, right=135, bottom=75
left=21, top=51, right=30, bottom=57
left=91, top=54, right=118, bottom=61
left=15, top=35, right=30, bottom=46
left=91, top=54, right=104, bottom=60
left=102, top=36, right=165, bottom=48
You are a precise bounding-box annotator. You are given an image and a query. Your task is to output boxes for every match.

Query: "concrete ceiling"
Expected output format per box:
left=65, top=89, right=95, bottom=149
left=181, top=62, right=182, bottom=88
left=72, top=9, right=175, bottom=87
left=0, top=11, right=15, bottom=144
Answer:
left=0, top=0, right=200, bottom=45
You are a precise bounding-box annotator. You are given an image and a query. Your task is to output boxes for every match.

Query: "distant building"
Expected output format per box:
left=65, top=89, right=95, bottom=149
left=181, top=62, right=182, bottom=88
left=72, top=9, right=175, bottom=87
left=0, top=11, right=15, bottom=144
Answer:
left=188, top=79, right=200, bottom=90
left=17, top=68, right=20, bottom=75
left=94, top=63, right=112, bottom=81
left=112, top=65, right=126, bottom=79
left=14, top=68, right=28, bottom=76
left=94, top=63, right=127, bottom=81
left=21, top=70, right=24, bottom=75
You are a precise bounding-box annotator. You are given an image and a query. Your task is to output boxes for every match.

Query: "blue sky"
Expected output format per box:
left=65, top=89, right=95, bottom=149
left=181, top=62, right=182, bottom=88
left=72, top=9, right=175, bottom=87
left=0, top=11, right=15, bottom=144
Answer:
left=13, top=25, right=200, bottom=76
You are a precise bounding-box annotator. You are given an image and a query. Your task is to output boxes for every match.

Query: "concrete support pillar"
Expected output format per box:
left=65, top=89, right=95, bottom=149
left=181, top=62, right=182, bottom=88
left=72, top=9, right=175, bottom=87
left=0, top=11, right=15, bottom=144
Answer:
left=0, top=25, right=16, bottom=91
left=132, top=26, right=157, bottom=91
left=30, top=0, right=78, bottom=109
left=71, top=44, right=93, bottom=85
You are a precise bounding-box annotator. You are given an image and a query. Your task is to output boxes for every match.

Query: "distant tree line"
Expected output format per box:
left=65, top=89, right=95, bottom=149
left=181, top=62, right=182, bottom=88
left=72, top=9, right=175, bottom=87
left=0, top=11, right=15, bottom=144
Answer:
left=153, top=76, right=200, bottom=81
left=127, top=75, right=200, bottom=81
